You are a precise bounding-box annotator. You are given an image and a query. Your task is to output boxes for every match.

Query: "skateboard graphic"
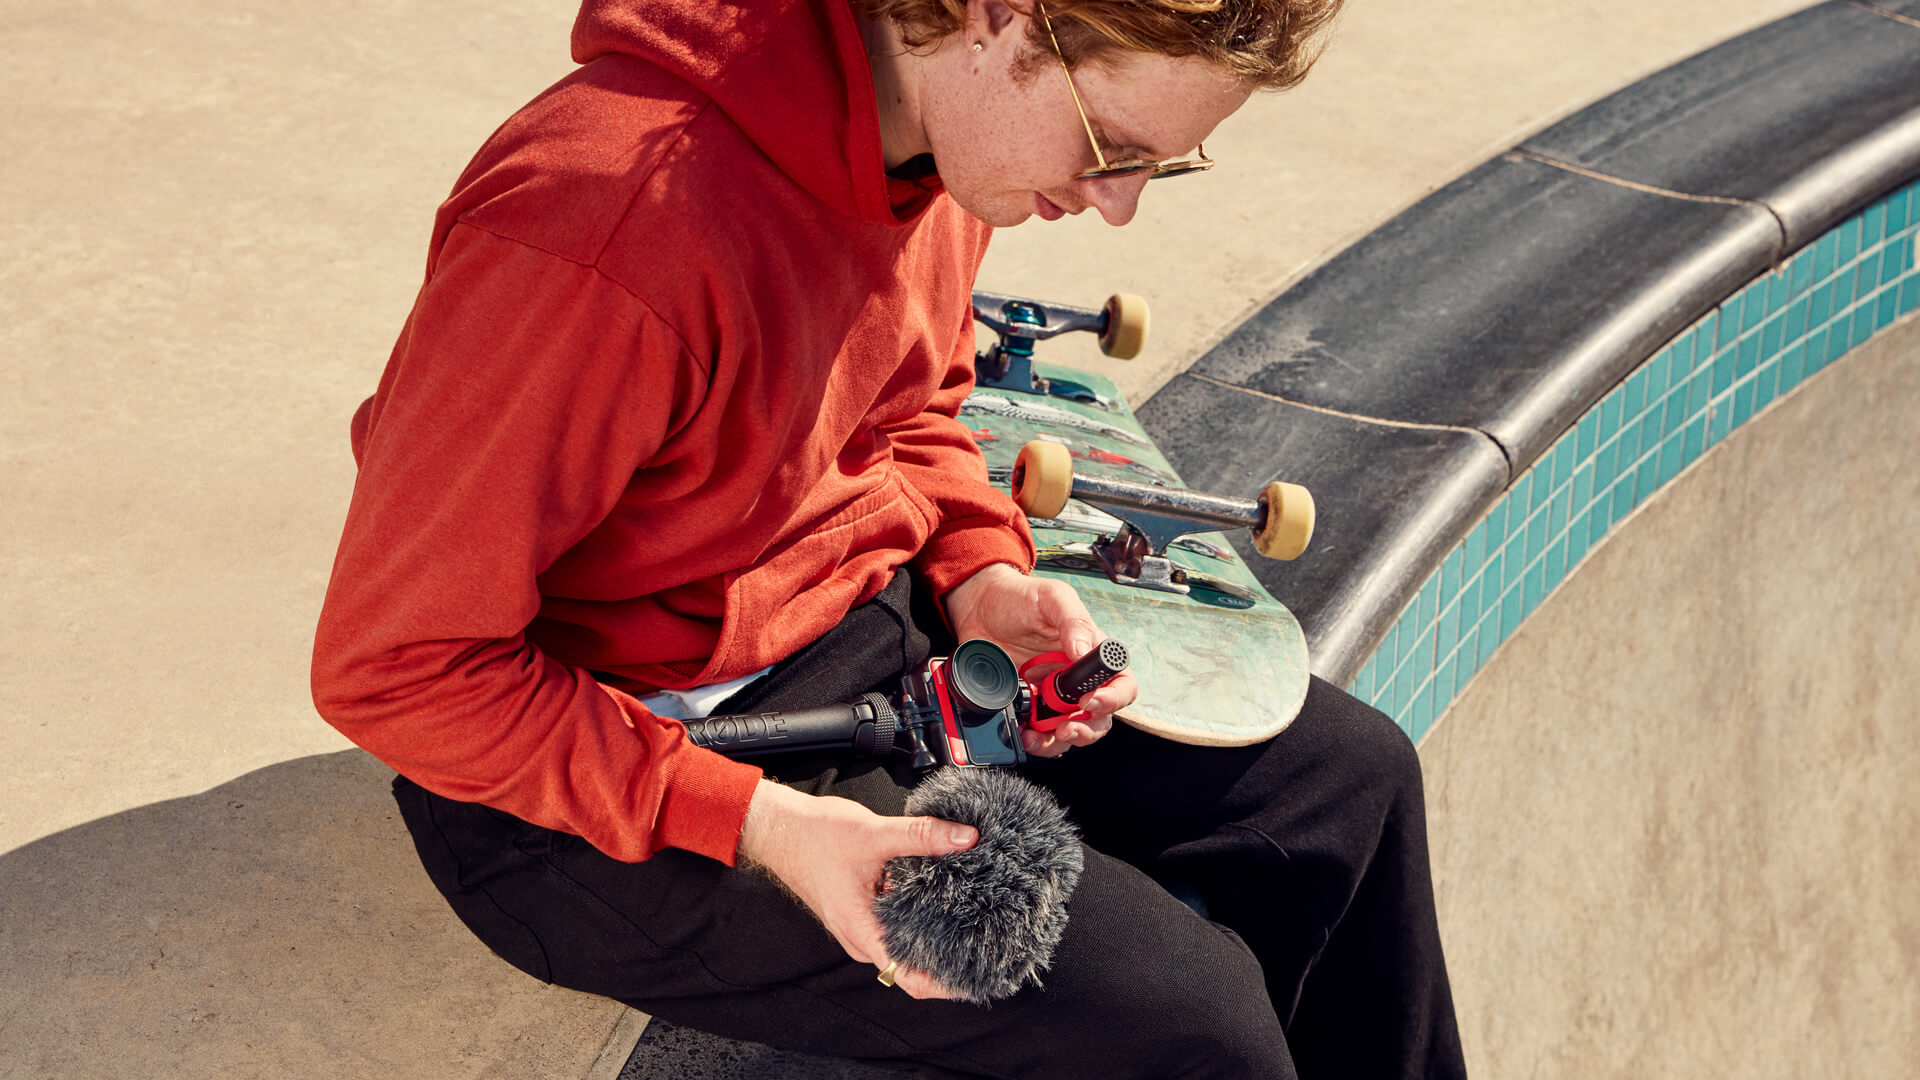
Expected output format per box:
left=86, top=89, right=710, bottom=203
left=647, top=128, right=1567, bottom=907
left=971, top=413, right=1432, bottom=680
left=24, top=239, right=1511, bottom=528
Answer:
left=968, top=291, right=1315, bottom=746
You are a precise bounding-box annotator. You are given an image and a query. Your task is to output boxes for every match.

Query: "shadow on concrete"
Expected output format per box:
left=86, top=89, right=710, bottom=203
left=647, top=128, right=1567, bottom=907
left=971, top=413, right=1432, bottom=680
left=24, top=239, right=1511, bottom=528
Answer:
left=0, top=750, right=631, bottom=1080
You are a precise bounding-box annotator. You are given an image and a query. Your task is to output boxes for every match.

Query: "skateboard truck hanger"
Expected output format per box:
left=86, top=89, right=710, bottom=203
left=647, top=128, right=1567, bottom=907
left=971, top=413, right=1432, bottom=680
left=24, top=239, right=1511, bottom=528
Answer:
left=1011, top=441, right=1315, bottom=595
left=971, top=291, right=1150, bottom=401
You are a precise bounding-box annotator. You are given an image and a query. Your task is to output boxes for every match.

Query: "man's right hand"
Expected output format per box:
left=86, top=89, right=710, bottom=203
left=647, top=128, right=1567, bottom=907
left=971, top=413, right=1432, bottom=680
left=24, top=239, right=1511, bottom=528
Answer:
left=738, top=778, right=978, bottom=1001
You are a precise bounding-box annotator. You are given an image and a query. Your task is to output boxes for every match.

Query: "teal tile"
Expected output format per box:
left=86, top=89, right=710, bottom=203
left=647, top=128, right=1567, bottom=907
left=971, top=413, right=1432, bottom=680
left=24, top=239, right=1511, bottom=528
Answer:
left=1852, top=304, right=1876, bottom=350
left=1394, top=660, right=1415, bottom=721
left=1814, top=231, right=1836, bottom=281
left=1410, top=683, right=1434, bottom=743
left=1774, top=338, right=1804, bottom=388
left=1550, top=483, right=1570, bottom=541
left=1688, top=368, right=1712, bottom=416
left=1754, top=357, right=1779, bottom=411
left=1785, top=296, right=1809, bottom=343
left=1522, top=561, right=1544, bottom=618
left=1624, top=370, right=1647, bottom=418
left=1552, top=439, right=1574, bottom=493
left=1810, top=281, right=1834, bottom=327
left=1379, top=624, right=1397, bottom=670
left=1742, top=283, right=1767, bottom=331
left=1889, top=187, right=1912, bottom=234
left=1671, top=328, right=1697, bottom=373
left=1901, top=276, right=1919, bottom=315
left=1436, top=596, right=1459, bottom=663
left=1350, top=656, right=1373, bottom=702
left=1572, top=462, right=1593, bottom=514
left=1590, top=484, right=1615, bottom=543
left=1434, top=655, right=1458, bottom=713
left=1717, top=296, right=1742, bottom=348
left=1411, top=624, right=1436, bottom=684
left=1737, top=333, right=1760, bottom=379
left=1463, top=519, right=1487, bottom=575
left=1440, top=547, right=1463, bottom=606
left=1663, top=388, right=1689, bottom=436
left=1594, top=439, right=1618, bottom=490
left=1708, top=400, right=1731, bottom=447
left=1476, top=611, right=1500, bottom=667
left=1544, top=534, right=1567, bottom=593
left=1794, top=331, right=1820, bottom=383
left=1759, top=313, right=1783, bottom=364
left=1486, top=497, right=1509, bottom=544
left=1567, top=509, right=1591, bottom=567
left=1618, top=416, right=1643, bottom=465
left=1458, top=566, right=1483, bottom=628
left=1864, top=202, right=1886, bottom=245
left=1837, top=216, right=1860, bottom=267
left=1504, top=536, right=1527, bottom=589
left=1509, top=472, right=1531, bottom=519
left=1712, top=346, right=1735, bottom=395
left=1831, top=266, right=1857, bottom=310
left=1696, top=310, right=1720, bottom=351
left=1636, top=455, right=1659, bottom=508
left=1501, top=584, right=1524, bottom=642
left=1457, top=626, right=1479, bottom=680
left=1879, top=288, right=1900, bottom=331
left=1790, top=249, right=1815, bottom=297
left=1733, top=380, right=1755, bottom=430
left=1480, top=554, right=1503, bottom=615
left=1599, top=394, right=1621, bottom=441
left=1659, top=429, right=1685, bottom=486
left=1882, top=243, right=1908, bottom=285
left=1526, top=509, right=1548, bottom=565
left=1417, top=576, right=1439, bottom=635
left=1683, top=413, right=1706, bottom=465
left=1855, top=257, right=1881, bottom=297
left=1577, top=411, right=1598, bottom=461
left=1611, top=472, right=1636, bottom=522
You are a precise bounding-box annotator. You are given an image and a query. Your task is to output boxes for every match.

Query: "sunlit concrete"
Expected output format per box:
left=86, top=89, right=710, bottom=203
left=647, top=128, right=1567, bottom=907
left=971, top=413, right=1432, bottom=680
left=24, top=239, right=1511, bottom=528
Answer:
left=1421, top=313, right=1920, bottom=1078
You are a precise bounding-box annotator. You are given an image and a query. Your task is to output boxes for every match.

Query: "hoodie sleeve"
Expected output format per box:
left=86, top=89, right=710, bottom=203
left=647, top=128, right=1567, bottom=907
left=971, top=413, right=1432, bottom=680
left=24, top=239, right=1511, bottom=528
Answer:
left=311, top=223, right=763, bottom=865
left=884, top=337, right=1039, bottom=597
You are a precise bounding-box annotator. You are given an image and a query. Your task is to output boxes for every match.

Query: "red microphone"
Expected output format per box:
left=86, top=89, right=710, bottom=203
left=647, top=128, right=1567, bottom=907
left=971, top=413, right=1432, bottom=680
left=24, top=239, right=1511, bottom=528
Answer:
left=1020, top=640, right=1130, bottom=732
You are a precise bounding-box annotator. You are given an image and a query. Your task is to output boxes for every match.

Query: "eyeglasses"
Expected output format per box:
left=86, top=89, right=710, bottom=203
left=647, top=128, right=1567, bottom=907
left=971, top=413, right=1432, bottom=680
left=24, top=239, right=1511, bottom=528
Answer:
left=1036, top=0, right=1215, bottom=181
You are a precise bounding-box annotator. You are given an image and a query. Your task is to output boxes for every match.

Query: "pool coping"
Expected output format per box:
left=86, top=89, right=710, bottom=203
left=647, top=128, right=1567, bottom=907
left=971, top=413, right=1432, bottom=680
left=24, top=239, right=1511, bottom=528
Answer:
left=1137, top=0, right=1920, bottom=732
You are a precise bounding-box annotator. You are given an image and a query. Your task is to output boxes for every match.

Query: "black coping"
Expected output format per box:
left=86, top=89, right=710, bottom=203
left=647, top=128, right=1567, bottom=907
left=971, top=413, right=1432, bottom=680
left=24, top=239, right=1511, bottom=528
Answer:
left=1178, top=154, right=1779, bottom=473
left=1137, top=0, right=1920, bottom=683
left=1521, top=1, right=1920, bottom=251
left=1139, top=377, right=1507, bottom=685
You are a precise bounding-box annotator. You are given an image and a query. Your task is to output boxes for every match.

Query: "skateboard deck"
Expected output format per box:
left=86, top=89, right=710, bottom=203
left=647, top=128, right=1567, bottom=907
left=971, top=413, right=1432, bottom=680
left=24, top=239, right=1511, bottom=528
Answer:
left=962, top=361, right=1311, bottom=746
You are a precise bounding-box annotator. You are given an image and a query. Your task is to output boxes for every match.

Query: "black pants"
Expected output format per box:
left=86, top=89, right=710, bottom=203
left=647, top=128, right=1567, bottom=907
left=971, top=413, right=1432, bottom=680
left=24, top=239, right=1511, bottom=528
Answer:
left=393, top=573, right=1465, bottom=1079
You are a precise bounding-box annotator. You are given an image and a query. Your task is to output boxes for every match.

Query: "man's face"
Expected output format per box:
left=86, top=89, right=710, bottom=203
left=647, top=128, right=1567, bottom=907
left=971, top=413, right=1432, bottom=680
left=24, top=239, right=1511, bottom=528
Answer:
left=920, top=10, right=1253, bottom=229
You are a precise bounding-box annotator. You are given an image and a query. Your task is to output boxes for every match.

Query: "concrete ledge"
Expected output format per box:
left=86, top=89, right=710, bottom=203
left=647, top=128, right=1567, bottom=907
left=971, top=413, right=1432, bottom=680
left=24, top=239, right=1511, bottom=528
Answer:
left=1139, top=2, right=1920, bottom=686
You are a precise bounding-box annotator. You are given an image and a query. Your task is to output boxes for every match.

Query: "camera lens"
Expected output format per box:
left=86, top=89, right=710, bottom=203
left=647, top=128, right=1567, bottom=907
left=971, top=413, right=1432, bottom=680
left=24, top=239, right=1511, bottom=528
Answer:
left=947, top=639, right=1019, bottom=717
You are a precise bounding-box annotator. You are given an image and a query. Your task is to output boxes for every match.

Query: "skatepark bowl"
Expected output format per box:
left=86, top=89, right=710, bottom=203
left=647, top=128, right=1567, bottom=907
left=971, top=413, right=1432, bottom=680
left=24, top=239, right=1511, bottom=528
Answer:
left=2, top=2, right=1916, bottom=1078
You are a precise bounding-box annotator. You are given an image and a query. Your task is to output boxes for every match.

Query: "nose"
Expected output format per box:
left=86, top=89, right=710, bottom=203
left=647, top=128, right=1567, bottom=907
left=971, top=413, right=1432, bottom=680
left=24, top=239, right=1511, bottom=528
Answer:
left=1075, top=172, right=1151, bottom=226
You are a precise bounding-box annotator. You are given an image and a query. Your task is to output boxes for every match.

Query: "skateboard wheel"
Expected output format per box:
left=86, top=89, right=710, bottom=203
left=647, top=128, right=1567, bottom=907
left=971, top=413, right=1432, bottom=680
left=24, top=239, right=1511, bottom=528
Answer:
left=1098, top=293, right=1150, bottom=360
left=1252, top=481, right=1314, bottom=560
left=1011, top=441, right=1073, bottom=520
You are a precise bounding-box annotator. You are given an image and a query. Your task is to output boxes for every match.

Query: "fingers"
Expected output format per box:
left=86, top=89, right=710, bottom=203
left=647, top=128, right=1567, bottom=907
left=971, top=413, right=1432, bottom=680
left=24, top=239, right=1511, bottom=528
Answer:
left=897, top=814, right=978, bottom=858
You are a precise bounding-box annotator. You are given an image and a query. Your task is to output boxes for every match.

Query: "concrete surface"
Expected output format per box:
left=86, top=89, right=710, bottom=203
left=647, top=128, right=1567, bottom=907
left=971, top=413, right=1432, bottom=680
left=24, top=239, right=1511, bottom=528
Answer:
left=0, top=0, right=1837, bottom=1075
left=1420, top=312, right=1920, bottom=1078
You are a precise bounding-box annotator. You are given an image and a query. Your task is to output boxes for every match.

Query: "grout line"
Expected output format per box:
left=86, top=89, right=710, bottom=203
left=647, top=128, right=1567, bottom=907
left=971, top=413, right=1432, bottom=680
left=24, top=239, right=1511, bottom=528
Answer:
left=1181, top=372, right=1489, bottom=437
left=1509, top=149, right=1794, bottom=261
left=1849, top=0, right=1920, bottom=29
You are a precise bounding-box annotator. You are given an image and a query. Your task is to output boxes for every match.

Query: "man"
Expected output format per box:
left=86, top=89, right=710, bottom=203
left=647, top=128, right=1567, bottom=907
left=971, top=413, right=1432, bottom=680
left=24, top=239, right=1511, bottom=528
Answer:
left=313, top=0, right=1465, bottom=1076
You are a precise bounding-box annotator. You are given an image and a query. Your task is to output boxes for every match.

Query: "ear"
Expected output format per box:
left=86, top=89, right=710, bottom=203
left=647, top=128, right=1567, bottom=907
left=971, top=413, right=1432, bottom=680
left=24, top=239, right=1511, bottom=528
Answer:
left=968, top=0, right=1025, bottom=44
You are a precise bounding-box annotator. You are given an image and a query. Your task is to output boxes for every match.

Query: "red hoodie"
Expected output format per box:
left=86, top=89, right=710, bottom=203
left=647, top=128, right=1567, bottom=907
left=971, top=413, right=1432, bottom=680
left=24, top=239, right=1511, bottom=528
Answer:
left=311, top=0, right=1035, bottom=865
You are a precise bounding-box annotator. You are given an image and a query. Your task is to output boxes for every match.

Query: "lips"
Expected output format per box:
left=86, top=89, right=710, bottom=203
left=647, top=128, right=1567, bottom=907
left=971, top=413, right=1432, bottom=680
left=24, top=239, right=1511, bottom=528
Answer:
left=1033, top=192, right=1067, bottom=221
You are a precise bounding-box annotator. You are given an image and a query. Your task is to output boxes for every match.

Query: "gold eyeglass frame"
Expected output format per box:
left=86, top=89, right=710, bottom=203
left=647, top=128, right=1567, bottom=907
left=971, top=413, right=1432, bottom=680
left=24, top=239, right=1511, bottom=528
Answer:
left=1035, top=0, right=1215, bottom=181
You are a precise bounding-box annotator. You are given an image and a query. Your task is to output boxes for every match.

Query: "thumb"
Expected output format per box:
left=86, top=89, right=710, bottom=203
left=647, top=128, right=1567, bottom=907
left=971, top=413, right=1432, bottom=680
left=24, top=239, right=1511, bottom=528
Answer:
left=897, top=815, right=978, bottom=857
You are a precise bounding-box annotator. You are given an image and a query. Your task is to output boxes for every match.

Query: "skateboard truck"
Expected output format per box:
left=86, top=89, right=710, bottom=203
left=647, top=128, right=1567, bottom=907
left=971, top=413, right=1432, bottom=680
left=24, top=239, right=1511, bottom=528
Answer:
left=971, top=291, right=1150, bottom=402
left=1010, top=441, right=1314, bottom=596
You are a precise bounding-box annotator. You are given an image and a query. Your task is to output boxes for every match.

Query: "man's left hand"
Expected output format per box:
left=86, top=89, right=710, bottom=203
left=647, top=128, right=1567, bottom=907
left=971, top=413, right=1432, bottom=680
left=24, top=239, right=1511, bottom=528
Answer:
left=942, top=563, right=1138, bottom=757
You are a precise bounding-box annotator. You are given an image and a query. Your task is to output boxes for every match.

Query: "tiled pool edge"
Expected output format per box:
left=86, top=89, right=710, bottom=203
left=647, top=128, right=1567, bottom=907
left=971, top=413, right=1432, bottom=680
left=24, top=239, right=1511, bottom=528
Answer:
left=1348, top=180, right=1920, bottom=743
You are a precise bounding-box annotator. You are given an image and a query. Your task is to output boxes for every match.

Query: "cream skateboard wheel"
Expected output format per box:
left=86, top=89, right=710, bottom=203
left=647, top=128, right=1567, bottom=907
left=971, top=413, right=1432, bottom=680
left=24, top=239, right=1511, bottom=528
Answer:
left=1011, top=441, right=1073, bottom=520
left=1252, top=481, right=1314, bottom=560
left=1098, top=293, right=1150, bottom=360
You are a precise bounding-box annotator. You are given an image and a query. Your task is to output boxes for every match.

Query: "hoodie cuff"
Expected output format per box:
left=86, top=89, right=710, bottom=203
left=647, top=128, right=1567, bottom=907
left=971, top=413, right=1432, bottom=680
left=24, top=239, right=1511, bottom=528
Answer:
left=650, top=750, right=765, bottom=865
left=913, top=516, right=1038, bottom=597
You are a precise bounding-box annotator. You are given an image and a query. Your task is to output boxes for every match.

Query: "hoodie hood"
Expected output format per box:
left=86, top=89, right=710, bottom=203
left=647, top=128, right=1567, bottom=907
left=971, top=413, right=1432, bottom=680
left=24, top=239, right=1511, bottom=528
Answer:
left=573, top=0, right=913, bottom=224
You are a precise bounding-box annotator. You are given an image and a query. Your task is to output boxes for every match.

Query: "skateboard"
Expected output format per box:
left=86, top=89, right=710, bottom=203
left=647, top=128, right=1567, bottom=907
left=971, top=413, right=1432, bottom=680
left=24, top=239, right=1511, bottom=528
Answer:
left=967, top=291, right=1316, bottom=746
